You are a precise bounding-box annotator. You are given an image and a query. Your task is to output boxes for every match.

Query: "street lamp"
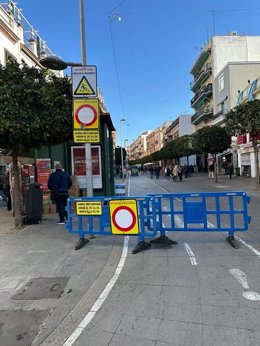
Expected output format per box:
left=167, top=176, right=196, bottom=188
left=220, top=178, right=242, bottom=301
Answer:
left=40, top=0, right=93, bottom=200
left=120, top=118, right=126, bottom=182
left=40, top=56, right=81, bottom=70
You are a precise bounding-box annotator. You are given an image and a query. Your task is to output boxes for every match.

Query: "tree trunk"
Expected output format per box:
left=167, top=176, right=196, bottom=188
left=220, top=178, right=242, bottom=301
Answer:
left=12, top=146, right=23, bottom=228
left=253, top=139, right=260, bottom=192
left=214, top=154, right=218, bottom=183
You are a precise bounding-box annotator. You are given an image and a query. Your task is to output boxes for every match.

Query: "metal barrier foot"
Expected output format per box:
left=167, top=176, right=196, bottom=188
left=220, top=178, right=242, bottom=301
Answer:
left=75, top=238, right=89, bottom=250
left=132, top=241, right=151, bottom=254
left=226, top=236, right=239, bottom=249
left=150, top=235, right=178, bottom=245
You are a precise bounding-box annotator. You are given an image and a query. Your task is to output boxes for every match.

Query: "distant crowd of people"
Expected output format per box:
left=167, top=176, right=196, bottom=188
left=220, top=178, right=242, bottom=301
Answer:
left=144, top=164, right=195, bottom=182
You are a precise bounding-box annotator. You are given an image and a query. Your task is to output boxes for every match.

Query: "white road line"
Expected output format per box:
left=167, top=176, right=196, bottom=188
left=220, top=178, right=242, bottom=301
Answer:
left=184, top=242, right=197, bottom=266
left=63, top=181, right=131, bottom=346
left=236, top=237, right=260, bottom=257
left=63, top=236, right=129, bottom=346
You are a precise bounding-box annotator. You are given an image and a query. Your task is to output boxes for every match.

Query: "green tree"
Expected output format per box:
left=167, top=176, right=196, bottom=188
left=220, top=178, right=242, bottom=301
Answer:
left=193, top=125, right=231, bottom=182
left=0, top=59, right=72, bottom=228
left=174, top=135, right=197, bottom=164
left=114, top=146, right=126, bottom=166
left=225, top=100, right=260, bottom=191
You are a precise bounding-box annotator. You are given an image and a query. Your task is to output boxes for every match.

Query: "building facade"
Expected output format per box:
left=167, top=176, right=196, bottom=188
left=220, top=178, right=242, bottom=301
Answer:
left=190, top=34, right=260, bottom=130
left=236, top=76, right=260, bottom=178
left=190, top=33, right=260, bottom=171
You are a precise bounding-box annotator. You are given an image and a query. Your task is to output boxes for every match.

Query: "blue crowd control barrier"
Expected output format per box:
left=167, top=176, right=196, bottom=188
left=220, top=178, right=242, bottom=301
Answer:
left=66, top=196, right=156, bottom=250
left=139, top=191, right=251, bottom=251
left=66, top=191, right=251, bottom=253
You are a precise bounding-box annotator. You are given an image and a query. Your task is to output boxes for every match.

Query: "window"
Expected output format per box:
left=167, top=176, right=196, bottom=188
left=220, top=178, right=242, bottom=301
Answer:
left=4, top=49, right=16, bottom=64
left=218, top=74, right=224, bottom=91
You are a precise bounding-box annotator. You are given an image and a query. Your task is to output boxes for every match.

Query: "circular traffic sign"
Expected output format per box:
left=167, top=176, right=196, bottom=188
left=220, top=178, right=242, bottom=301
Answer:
left=112, top=206, right=137, bottom=232
left=75, top=104, right=97, bottom=127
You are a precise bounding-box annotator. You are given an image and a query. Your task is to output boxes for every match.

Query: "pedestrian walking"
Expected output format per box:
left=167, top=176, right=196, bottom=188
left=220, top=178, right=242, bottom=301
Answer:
left=227, top=162, right=233, bottom=179
left=178, top=165, right=183, bottom=182
left=149, top=165, right=154, bottom=179
left=48, top=163, right=72, bottom=224
left=208, top=163, right=214, bottom=179
left=166, top=166, right=171, bottom=180
left=172, top=164, right=179, bottom=181
left=155, top=165, right=160, bottom=179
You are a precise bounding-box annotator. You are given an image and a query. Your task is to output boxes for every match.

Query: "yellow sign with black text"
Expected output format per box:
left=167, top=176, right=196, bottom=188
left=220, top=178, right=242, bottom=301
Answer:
left=76, top=201, right=102, bottom=216
left=73, top=130, right=100, bottom=143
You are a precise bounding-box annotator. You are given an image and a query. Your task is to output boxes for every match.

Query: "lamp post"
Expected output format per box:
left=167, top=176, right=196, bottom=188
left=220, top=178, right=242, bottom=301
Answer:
left=40, top=0, right=93, bottom=198
left=120, top=118, right=126, bottom=182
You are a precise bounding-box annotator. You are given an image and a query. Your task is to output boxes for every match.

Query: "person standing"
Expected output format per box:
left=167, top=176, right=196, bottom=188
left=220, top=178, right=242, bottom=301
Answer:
left=149, top=165, right=154, bottom=179
left=4, top=171, right=12, bottom=211
left=208, top=163, right=214, bottom=179
left=172, top=164, right=179, bottom=181
left=178, top=165, right=183, bottom=182
left=48, top=164, right=72, bottom=225
left=227, top=162, right=233, bottom=179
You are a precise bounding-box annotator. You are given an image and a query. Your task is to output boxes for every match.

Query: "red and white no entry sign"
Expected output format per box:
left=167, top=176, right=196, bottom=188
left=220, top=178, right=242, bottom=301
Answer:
left=109, top=200, right=139, bottom=235
left=75, top=104, right=97, bottom=127
left=112, top=206, right=136, bottom=232
left=73, top=99, right=99, bottom=129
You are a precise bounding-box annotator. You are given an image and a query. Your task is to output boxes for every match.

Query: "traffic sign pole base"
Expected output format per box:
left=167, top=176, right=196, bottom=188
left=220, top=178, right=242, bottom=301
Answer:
left=132, top=241, right=151, bottom=254
left=75, top=237, right=89, bottom=251
left=226, top=236, right=239, bottom=249
left=150, top=235, right=178, bottom=245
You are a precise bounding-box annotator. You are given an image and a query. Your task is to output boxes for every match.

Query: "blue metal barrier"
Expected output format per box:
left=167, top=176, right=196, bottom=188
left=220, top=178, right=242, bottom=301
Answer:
left=66, top=196, right=156, bottom=250
left=139, top=191, right=251, bottom=251
left=66, top=191, right=251, bottom=253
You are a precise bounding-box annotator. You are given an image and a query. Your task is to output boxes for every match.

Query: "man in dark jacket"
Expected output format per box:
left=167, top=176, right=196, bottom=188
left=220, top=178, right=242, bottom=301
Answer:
left=48, top=164, right=72, bottom=224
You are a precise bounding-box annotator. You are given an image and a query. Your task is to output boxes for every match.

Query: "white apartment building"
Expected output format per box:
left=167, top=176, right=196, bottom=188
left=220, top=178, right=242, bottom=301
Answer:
left=190, top=33, right=260, bottom=170
left=0, top=1, right=61, bottom=72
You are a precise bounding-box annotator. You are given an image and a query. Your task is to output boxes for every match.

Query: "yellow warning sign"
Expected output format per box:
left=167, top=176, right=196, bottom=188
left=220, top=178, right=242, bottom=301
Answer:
left=73, top=99, right=99, bottom=129
left=109, top=199, right=139, bottom=235
left=76, top=201, right=102, bottom=215
left=74, top=76, right=95, bottom=96
left=73, top=130, right=100, bottom=143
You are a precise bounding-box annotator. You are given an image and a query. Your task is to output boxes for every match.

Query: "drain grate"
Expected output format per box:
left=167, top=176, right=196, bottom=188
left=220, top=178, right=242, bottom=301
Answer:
left=11, top=277, right=70, bottom=300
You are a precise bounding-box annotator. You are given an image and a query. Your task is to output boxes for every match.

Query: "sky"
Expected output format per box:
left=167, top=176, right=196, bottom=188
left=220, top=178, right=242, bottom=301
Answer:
left=7, top=0, right=260, bottom=144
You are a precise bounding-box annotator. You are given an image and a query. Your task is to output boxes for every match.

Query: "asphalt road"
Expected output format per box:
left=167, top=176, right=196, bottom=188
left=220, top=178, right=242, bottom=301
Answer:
left=69, top=173, right=260, bottom=346
left=1, top=172, right=260, bottom=346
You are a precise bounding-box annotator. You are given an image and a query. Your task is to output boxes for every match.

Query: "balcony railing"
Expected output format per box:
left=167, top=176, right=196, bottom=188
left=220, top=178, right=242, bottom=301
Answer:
left=191, top=106, right=213, bottom=125
left=190, top=48, right=211, bottom=76
left=0, top=0, right=55, bottom=58
left=191, top=83, right=213, bottom=109
left=190, top=64, right=212, bottom=92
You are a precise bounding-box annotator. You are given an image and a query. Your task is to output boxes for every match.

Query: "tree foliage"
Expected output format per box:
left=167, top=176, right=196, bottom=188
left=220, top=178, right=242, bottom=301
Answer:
left=193, top=125, right=231, bottom=182
left=225, top=100, right=260, bottom=191
left=193, top=125, right=231, bottom=155
left=0, top=59, right=72, bottom=227
left=115, top=147, right=126, bottom=166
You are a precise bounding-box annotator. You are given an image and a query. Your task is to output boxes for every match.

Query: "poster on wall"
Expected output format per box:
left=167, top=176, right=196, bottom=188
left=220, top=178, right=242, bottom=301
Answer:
left=36, top=159, right=51, bottom=192
left=71, top=146, right=102, bottom=189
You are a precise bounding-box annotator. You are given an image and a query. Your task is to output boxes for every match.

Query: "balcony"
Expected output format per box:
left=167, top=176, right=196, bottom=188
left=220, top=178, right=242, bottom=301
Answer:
left=190, top=48, right=211, bottom=76
left=190, top=64, right=212, bottom=92
left=191, top=106, right=213, bottom=125
left=237, top=134, right=247, bottom=144
left=191, top=83, right=212, bottom=109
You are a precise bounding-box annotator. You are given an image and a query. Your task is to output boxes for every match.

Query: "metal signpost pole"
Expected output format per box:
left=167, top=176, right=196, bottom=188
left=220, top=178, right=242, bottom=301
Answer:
left=79, top=0, right=93, bottom=197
